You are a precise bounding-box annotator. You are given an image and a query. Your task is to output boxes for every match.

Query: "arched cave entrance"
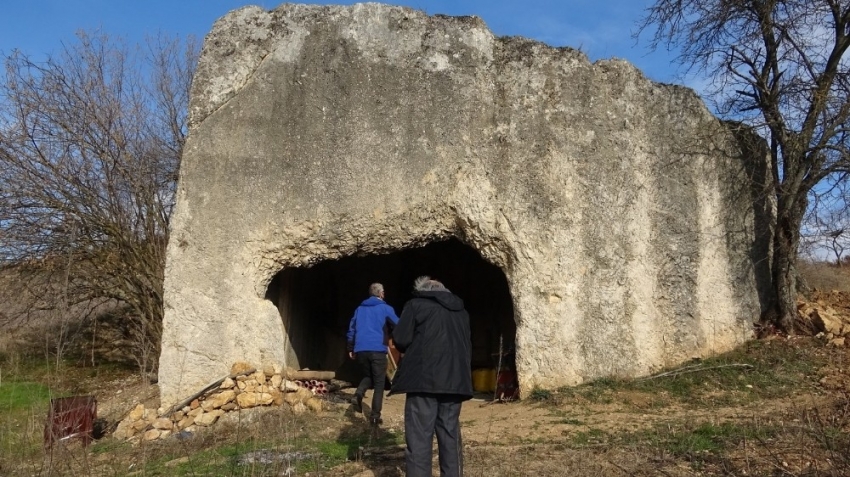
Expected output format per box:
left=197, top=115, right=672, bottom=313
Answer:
left=265, top=238, right=516, bottom=385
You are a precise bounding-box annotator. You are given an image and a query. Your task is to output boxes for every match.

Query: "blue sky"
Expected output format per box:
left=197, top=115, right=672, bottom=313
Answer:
left=0, top=0, right=703, bottom=91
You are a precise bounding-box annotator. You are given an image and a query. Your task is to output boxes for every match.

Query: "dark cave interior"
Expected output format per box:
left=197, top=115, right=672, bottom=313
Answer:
left=265, top=238, right=516, bottom=383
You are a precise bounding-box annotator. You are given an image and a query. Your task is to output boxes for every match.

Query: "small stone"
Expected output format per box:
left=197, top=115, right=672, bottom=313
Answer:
left=172, top=411, right=185, bottom=422
left=291, top=402, right=307, bottom=414
left=194, top=409, right=224, bottom=426
left=270, top=375, right=283, bottom=389
left=237, top=392, right=260, bottom=408
left=221, top=402, right=238, bottom=411
left=113, top=420, right=135, bottom=439
left=271, top=389, right=284, bottom=406
left=202, top=390, right=236, bottom=411
left=190, top=399, right=200, bottom=410
left=187, top=407, right=204, bottom=418
left=220, top=377, right=235, bottom=389
left=257, top=392, right=274, bottom=406
left=165, top=456, right=190, bottom=467
left=284, top=388, right=313, bottom=405
left=282, top=380, right=300, bottom=392
left=143, top=429, right=161, bottom=441
left=230, top=362, right=254, bottom=375
left=128, top=404, right=145, bottom=421
left=262, top=363, right=276, bottom=377
left=237, top=381, right=247, bottom=390
left=181, top=406, right=191, bottom=413
left=253, top=370, right=266, bottom=384
left=177, top=416, right=195, bottom=429
left=132, top=420, right=149, bottom=431
left=153, top=417, right=173, bottom=430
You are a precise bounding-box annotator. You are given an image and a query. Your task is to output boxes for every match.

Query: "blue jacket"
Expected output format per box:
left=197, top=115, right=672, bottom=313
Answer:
left=347, top=296, right=400, bottom=353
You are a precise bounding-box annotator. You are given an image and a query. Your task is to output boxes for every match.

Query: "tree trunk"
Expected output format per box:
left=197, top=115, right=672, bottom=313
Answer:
left=770, top=192, right=807, bottom=333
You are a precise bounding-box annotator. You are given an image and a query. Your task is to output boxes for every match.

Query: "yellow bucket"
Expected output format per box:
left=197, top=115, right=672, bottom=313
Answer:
left=472, top=368, right=497, bottom=392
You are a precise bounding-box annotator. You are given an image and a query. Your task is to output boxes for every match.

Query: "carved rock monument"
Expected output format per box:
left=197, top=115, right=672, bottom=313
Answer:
left=159, top=3, right=771, bottom=407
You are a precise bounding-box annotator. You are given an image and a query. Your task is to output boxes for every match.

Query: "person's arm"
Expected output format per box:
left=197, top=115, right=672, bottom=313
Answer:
left=346, top=313, right=357, bottom=358
left=392, top=302, right=415, bottom=353
left=384, top=304, right=400, bottom=331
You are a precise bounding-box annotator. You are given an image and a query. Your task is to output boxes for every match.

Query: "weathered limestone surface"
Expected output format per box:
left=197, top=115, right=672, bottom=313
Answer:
left=159, top=2, right=771, bottom=407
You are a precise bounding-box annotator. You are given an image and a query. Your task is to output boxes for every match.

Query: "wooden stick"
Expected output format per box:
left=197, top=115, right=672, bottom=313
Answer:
left=284, top=370, right=336, bottom=381
left=493, top=334, right=504, bottom=402
left=386, top=340, right=399, bottom=382
left=639, top=363, right=753, bottom=381
left=162, top=367, right=256, bottom=416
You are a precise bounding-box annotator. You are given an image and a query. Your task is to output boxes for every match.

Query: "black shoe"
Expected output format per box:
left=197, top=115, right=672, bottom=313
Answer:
left=352, top=394, right=363, bottom=413
left=370, top=416, right=382, bottom=427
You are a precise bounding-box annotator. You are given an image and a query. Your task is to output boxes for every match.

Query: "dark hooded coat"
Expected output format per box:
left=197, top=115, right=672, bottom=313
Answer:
left=390, top=290, right=473, bottom=398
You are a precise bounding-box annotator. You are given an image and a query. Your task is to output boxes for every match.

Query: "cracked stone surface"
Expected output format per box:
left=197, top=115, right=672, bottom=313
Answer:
left=158, top=2, right=773, bottom=408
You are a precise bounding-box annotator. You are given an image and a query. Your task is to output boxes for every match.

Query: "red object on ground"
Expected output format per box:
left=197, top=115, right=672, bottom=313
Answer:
left=44, top=395, right=97, bottom=448
left=496, top=370, right=519, bottom=400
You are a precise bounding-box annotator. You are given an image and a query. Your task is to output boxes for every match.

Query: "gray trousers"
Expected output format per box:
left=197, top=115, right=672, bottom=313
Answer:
left=404, top=393, right=464, bottom=477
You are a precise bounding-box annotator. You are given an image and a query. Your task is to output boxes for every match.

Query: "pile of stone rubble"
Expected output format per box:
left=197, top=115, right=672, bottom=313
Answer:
left=798, top=290, right=850, bottom=347
left=113, top=362, right=332, bottom=441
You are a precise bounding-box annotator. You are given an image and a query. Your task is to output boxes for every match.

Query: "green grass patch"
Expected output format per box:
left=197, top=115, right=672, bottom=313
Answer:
left=547, top=408, right=585, bottom=425
left=150, top=429, right=405, bottom=476
left=0, top=381, right=51, bottom=412
left=529, top=388, right=553, bottom=401
left=0, top=381, right=54, bottom=467
left=630, top=421, right=777, bottom=459
left=548, top=338, right=824, bottom=408
left=557, top=417, right=584, bottom=425
left=569, top=428, right=607, bottom=446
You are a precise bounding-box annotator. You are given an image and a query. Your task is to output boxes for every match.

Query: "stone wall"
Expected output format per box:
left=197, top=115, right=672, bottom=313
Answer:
left=115, top=363, right=327, bottom=441
left=158, top=3, right=772, bottom=408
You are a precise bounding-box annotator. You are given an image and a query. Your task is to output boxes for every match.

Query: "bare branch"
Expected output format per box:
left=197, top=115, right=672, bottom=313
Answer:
left=638, top=0, right=850, bottom=331
left=0, top=31, right=198, bottom=374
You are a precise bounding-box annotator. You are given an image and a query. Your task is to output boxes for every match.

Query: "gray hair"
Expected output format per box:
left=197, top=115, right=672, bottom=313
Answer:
left=369, top=283, right=384, bottom=297
left=413, top=275, right=449, bottom=292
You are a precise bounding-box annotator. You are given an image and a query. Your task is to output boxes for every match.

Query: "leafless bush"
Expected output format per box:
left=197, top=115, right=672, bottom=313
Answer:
left=0, top=31, right=198, bottom=375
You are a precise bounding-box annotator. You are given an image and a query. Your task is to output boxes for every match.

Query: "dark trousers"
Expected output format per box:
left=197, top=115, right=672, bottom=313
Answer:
left=404, top=393, right=464, bottom=477
left=355, top=351, right=388, bottom=419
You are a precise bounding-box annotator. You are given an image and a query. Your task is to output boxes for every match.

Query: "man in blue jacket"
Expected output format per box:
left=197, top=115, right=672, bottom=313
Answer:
left=347, top=282, right=399, bottom=426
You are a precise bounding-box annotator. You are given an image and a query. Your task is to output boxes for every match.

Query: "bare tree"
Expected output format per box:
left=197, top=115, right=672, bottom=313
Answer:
left=638, top=0, right=850, bottom=332
left=0, top=31, right=198, bottom=374
left=802, top=180, right=850, bottom=265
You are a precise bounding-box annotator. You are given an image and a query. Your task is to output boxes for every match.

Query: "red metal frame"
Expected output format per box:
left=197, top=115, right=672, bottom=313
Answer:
left=44, top=395, right=97, bottom=449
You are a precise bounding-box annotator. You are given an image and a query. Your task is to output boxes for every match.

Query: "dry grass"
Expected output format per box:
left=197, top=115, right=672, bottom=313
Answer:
left=2, top=337, right=849, bottom=476
left=799, top=260, right=850, bottom=294
left=0, top=260, right=848, bottom=475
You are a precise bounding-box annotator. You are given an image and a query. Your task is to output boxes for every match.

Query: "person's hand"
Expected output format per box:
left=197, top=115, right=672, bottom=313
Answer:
left=348, top=351, right=355, bottom=360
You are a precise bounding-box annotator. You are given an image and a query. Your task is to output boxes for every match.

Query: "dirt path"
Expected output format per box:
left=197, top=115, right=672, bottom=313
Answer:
left=344, top=385, right=835, bottom=447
